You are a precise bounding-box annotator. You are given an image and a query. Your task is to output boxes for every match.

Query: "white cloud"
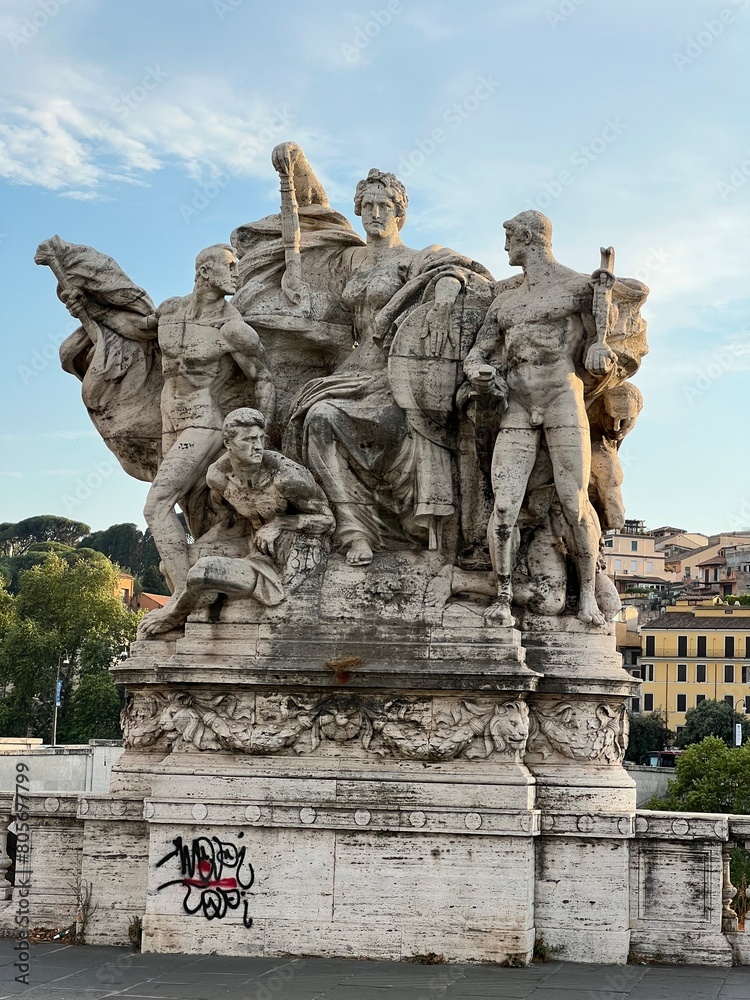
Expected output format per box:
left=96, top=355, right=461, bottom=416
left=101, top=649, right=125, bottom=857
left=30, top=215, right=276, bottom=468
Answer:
left=0, top=57, right=297, bottom=196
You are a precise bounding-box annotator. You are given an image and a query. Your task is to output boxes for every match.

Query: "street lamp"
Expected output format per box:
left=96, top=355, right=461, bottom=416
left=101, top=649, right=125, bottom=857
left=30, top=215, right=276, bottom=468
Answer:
left=51, top=653, right=70, bottom=747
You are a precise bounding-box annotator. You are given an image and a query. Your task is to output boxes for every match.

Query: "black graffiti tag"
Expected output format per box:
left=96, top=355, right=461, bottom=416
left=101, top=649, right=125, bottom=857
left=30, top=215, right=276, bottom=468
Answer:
left=156, top=834, right=255, bottom=928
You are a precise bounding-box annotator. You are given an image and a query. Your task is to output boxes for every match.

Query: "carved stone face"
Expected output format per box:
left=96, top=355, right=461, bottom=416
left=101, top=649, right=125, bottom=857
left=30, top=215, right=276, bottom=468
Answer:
left=224, top=424, right=266, bottom=468
left=201, top=248, right=238, bottom=295
left=503, top=224, right=528, bottom=268
left=490, top=700, right=530, bottom=753
left=603, top=392, right=639, bottom=437
left=360, top=186, right=402, bottom=239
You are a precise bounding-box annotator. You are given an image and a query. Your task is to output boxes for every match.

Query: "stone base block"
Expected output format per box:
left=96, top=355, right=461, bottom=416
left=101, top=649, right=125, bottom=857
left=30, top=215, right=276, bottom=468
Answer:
left=628, top=929, right=733, bottom=967
left=140, top=757, right=538, bottom=964
left=535, top=836, right=632, bottom=965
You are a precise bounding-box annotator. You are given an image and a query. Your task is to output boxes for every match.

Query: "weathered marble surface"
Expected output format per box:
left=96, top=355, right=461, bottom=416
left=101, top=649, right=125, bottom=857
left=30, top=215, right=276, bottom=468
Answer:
left=39, top=141, right=649, bottom=632
left=29, top=140, right=662, bottom=967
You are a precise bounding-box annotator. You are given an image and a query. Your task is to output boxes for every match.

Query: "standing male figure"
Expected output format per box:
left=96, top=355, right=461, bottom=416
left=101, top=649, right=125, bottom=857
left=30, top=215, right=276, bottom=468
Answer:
left=143, top=244, right=275, bottom=592
left=464, top=211, right=621, bottom=627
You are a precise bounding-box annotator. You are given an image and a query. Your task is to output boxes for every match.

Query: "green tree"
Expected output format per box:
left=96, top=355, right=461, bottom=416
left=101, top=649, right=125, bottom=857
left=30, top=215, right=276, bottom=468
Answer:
left=676, top=698, right=750, bottom=749
left=0, top=552, right=137, bottom=741
left=625, top=710, right=674, bottom=763
left=140, top=563, right=169, bottom=596
left=0, top=515, right=90, bottom=557
left=79, top=523, right=142, bottom=574
left=0, top=541, right=106, bottom=594
left=78, top=523, right=170, bottom=596
left=62, top=672, right=124, bottom=743
left=647, top=737, right=750, bottom=814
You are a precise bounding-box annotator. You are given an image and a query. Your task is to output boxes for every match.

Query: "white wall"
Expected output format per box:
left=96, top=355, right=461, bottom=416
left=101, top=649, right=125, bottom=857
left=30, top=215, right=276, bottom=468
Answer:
left=0, top=741, right=124, bottom=793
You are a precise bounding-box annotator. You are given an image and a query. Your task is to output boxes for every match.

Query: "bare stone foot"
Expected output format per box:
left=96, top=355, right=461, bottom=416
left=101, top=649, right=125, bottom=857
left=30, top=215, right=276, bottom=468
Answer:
left=425, top=564, right=454, bottom=608
left=578, top=596, right=606, bottom=627
left=346, top=536, right=373, bottom=566
left=484, top=601, right=516, bottom=627
left=138, top=601, right=184, bottom=637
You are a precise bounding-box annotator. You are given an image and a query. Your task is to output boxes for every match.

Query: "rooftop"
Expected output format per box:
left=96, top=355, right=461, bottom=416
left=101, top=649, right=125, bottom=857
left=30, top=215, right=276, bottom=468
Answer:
left=644, top=608, right=750, bottom=630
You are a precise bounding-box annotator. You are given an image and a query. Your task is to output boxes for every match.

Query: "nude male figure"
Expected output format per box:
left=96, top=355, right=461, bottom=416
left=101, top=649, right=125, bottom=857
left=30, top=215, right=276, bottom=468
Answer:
left=143, top=245, right=274, bottom=592
left=140, top=407, right=333, bottom=635
left=464, top=211, right=618, bottom=627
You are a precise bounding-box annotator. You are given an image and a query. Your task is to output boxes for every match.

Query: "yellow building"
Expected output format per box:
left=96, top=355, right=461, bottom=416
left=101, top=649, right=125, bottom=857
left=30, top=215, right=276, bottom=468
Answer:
left=636, top=603, right=750, bottom=732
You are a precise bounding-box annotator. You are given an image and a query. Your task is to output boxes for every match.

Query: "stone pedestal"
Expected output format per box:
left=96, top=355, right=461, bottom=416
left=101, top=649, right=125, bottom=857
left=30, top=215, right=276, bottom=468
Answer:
left=521, top=616, right=637, bottom=964
left=109, top=607, right=546, bottom=963
left=71, top=599, right=636, bottom=964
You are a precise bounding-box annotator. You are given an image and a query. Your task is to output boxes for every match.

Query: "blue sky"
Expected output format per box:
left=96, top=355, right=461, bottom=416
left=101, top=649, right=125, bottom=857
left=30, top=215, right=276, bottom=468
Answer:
left=1, top=0, right=749, bottom=535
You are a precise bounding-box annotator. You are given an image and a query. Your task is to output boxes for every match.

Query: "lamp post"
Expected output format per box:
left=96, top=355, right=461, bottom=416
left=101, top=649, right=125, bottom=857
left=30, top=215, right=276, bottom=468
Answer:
left=51, top=652, right=69, bottom=747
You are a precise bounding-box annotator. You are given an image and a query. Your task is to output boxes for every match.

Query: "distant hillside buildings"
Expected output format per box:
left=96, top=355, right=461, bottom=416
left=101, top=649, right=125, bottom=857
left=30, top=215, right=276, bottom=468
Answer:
left=607, top=521, right=750, bottom=734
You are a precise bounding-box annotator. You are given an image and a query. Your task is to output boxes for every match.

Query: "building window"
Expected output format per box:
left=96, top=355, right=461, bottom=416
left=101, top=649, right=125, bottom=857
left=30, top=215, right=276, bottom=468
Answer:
left=604, top=538, right=613, bottom=547
left=631, top=540, right=638, bottom=551
left=677, top=636, right=688, bottom=656
left=677, top=664, right=687, bottom=682
left=697, top=636, right=707, bottom=657
left=646, top=561, right=653, bottom=573
left=744, top=665, right=750, bottom=684
left=746, top=696, right=750, bottom=714
left=644, top=693, right=654, bottom=711
left=631, top=698, right=640, bottom=713
left=677, top=694, right=687, bottom=713
left=645, top=636, right=655, bottom=656
left=724, top=695, right=734, bottom=708
left=641, top=663, right=654, bottom=682
left=725, top=664, right=735, bottom=683
left=726, top=636, right=735, bottom=657
left=615, top=559, right=622, bottom=570
left=696, top=664, right=707, bottom=683
left=746, top=636, right=750, bottom=659
left=630, top=560, right=638, bottom=571
left=696, top=694, right=706, bottom=706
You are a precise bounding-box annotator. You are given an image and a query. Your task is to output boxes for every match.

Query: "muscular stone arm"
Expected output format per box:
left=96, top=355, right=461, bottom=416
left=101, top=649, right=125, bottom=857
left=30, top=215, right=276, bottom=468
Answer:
left=205, top=458, right=233, bottom=517
left=272, top=142, right=330, bottom=208
left=59, top=288, right=159, bottom=343
left=434, top=276, right=462, bottom=306
left=223, top=317, right=277, bottom=423
left=272, top=462, right=336, bottom=536
left=97, top=311, right=158, bottom=343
